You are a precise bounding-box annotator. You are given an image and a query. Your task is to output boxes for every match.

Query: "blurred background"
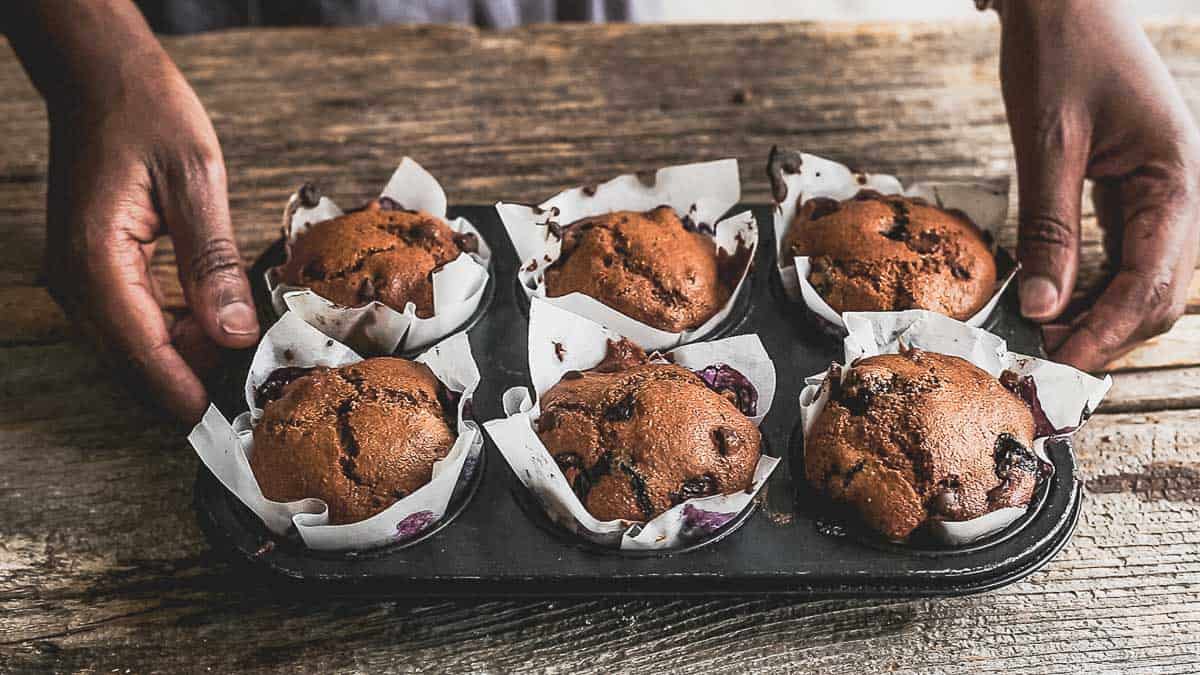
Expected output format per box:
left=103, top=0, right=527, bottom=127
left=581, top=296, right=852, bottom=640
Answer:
left=641, top=0, right=1198, bottom=22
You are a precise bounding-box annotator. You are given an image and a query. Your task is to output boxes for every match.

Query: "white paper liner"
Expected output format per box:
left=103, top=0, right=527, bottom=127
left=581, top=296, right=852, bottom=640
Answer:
left=484, top=298, right=780, bottom=550
left=266, top=157, right=492, bottom=355
left=496, top=159, right=758, bottom=351
left=771, top=150, right=1016, bottom=331
left=798, top=309, right=1111, bottom=545
left=187, top=312, right=484, bottom=552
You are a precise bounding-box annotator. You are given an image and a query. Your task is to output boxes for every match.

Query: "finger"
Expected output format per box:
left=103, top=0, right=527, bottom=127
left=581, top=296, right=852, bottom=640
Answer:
left=89, top=229, right=209, bottom=423
left=1052, top=169, right=1197, bottom=370
left=1011, top=107, right=1090, bottom=322
left=158, top=146, right=260, bottom=349
left=171, top=313, right=223, bottom=375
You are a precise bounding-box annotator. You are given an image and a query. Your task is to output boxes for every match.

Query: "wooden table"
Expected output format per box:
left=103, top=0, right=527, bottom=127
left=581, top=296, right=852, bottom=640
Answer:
left=2, top=21, right=1199, bottom=673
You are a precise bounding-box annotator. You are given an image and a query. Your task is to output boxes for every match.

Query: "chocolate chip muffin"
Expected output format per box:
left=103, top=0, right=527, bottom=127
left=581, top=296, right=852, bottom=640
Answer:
left=804, top=347, right=1042, bottom=541
left=545, top=206, right=735, bottom=333
left=250, top=357, right=458, bottom=525
left=282, top=198, right=478, bottom=317
left=536, top=338, right=761, bottom=523
left=782, top=190, right=996, bottom=320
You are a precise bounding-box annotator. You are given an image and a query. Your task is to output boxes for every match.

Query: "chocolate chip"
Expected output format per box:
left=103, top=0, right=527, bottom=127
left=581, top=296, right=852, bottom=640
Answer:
left=670, top=474, right=718, bottom=505
left=603, top=393, right=636, bottom=422
left=298, top=182, right=322, bottom=208
left=553, top=341, right=566, bottom=362
left=804, top=197, right=841, bottom=221
left=842, top=459, right=867, bottom=488
left=712, top=427, right=738, bottom=456
left=254, top=366, right=316, bottom=408
left=993, top=433, right=1040, bottom=477
left=766, top=145, right=805, bottom=203
left=582, top=184, right=598, bottom=196
left=453, top=232, right=479, bottom=254
left=377, top=196, right=403, bottom=211
left=525, top=259, right=538, bottom=272
left=621, top=463, right=656, bottom=519
left=635, top=169, right=658, bottom=188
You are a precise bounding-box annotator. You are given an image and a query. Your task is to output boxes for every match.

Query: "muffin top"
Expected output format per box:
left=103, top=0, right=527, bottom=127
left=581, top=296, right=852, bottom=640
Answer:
left=544, top=206, right=734, bottom=333
left=536, top=338, right=761, bottom=523
left=250, top=357, right=457, bottom=525
left=804, top=348, right=1040, bottom=541
left=782, top=190, right=996, bottom=320
left=281, top=198, right=478, bottom=318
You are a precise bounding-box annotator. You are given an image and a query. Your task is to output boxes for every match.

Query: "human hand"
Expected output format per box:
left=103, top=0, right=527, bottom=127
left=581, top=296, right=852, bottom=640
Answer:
left=42, top=50, right=259, bottom=423
left=996, top=0, right=1200, bottom=371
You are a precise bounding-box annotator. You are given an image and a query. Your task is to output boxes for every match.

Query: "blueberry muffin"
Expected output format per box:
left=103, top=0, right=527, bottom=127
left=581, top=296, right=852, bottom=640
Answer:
left=536, top=338, right=761, bottom=522
left=282, top=197, right=478, bottom=317
left=804, top=347, right=1042, bottom=541
left=782, top=190, right=995, bottom=320
left=545, top=206, right=733, bottom=333
left=251, top=357, right=458, bottom=525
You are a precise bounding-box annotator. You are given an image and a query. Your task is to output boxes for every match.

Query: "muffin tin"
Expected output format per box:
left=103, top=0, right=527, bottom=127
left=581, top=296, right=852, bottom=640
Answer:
left=195, top=204, right=1082, bottom=597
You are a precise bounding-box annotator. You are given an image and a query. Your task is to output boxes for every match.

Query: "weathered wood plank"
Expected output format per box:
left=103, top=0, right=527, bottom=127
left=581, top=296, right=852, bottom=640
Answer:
left=0, top=22, right=1197, bottom=301
left=1106, top=315, right=1200, bottom=372
left=1103, top=366, right=1200, bottom=413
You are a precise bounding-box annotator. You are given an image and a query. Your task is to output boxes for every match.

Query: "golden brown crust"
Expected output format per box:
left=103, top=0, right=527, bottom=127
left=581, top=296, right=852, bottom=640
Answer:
left=537, top=339, right=761, bottom=522
left=783, top=191, right=996, bottom=320
left=281, top=202, right=471, bottom=317
left=544, top=207, right=731, bottom=333
left=804, top=349, right=1038, bottom=541
left=250, top=357, right=456, bottom=525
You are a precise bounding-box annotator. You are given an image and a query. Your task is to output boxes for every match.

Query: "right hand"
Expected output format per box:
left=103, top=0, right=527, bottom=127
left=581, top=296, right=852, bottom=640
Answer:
left=44, top=50, right=259, bottom=423
left=997, top=0, right=1200, bottom=371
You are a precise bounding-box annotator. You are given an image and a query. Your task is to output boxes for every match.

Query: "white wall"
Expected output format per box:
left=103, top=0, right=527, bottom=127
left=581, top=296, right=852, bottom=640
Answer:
left=633, top=0, right=1198, bottom=23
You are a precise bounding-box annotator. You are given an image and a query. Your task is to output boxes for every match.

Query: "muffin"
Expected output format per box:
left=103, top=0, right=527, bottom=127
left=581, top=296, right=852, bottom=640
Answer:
left=281, top=198, right=478, bottom=317
left=250, top=357, right=458, bottom=525
left=804, top=347, right=1041, bottom=541
left=536, top=338, right=761, bottom=522
left=545, top=206, right=732, bottom=333
left=782, top=190, right=995, bottom=320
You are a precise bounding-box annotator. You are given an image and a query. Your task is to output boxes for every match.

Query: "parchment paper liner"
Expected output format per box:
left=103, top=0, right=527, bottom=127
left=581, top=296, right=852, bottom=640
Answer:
left=797, top=309, right=1110, bottom=545
left=187, top=311, right=484, bottom=552
left=266, top=157, right=492, bottom=355
left=770, top=149, right=1016, bottom=332
left=496, top=159, right=757, bottom=351
left=484, top=298, right=779, bottom=551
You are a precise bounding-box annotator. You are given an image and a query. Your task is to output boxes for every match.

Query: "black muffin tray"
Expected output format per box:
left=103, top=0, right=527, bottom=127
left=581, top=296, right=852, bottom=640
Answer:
left=194, top=205, right=1082, bottom=597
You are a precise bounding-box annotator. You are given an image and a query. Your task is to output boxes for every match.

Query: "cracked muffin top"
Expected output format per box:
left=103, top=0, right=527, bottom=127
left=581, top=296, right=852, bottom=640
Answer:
left=544, top=206, right=733, bottom=333
left=250, top=357, right=457, bottom=525
left=536, top=338, right=761, bottom=523
left=782, top=190, right=996, bottom=320
left=804, top=347, right=1041, bottom=541
left=281, top=198, right=478, bottom=317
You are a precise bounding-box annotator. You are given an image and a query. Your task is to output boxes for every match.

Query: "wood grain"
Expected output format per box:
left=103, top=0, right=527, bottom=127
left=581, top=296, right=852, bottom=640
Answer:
left=2, top=19, right=1200, bottom=674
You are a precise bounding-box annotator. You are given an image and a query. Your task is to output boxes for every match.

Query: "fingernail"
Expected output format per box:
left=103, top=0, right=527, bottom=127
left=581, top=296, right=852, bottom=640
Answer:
left=218, top=295, right=258, bottom=336
left=1019, top=276, right=1059, bottom=318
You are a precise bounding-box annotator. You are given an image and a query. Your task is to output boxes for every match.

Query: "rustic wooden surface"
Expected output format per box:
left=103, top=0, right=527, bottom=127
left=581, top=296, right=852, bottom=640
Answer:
left=2, top=20, right=1199, bottom=674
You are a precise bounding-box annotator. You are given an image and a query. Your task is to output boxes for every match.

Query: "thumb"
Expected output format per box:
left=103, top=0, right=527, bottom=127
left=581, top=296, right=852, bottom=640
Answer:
left=162, top=149, right=260, bottom=348
left=1012, top=113, right=1088, bottom=322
